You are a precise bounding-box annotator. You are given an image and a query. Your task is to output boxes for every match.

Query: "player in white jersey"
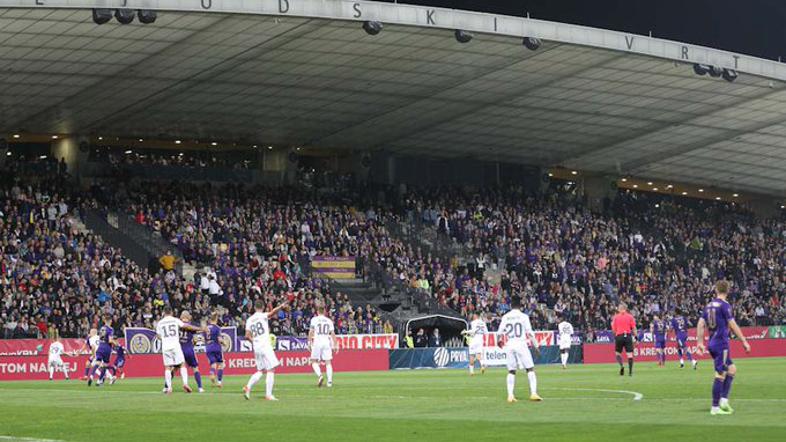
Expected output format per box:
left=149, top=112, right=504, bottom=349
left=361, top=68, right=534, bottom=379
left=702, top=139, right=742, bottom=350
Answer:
left=243, top=299, right=288, bottom=401
left=156, top=306, right=204, bottom=394
left=78, top=328, right=98, bottom=380
left=497, top=297, right=542, bottom=403
left=557, top=314, right=574, bottom=369
left=48, top=333, right=70, bottom=381
left=461, top=313, right=487, bottom=376
left=309, top=303, right=338, bottom=387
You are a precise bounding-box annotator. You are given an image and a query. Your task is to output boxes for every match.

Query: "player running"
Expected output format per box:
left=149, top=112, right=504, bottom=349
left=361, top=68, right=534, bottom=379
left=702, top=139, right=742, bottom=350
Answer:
left=89, top=317, right=119, bottom=386
left=671, top=310, right=697, bottom=369
left=612, top=303, right=637, bottom=376
left=205, top=311, right=225, bottom=388
left=309, top=303, right=338, bottom=387
left=108, top=344, right=127, bottom=380
left=48, top=333, right=70, bottom=381
left=696, top=280, right=751, bottom=415
left=243, top=299, right=287, bottom=401
left=651, top=315, right=667, bottom=367
left=462, top=313, right=487, bottom=376
left=557, top=314, right=574, bottom=369
left=79, top=328, right=98, bottom=380
left=156, top=306, right=205, bottom=394
left=179, top=311, right=205, bottom=393
left=497, top=297, right=542, bottom=403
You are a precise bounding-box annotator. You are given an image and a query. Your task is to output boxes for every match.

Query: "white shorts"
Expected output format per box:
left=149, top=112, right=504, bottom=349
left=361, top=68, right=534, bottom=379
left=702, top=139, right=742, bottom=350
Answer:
left=559, top=339, right=572, bottom=350
left=310, top=343, right=333, bottom=361
left=469, top=340, right=483, bottom=355
left=254, top=345, right=280, bottom=371
left=162, top=346, right=185, bottom=367
left=505, top=344, right=534, bottom=371
left=48, top=358, right=63, bottom=368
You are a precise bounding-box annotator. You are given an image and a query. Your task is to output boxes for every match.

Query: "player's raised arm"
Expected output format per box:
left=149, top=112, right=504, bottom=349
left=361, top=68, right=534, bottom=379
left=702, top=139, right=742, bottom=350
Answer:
left=695, top=317, right=707, bottom=354
left=267, top=301, right=288, bottom=317
left=727, top=319, right=751, bottom=353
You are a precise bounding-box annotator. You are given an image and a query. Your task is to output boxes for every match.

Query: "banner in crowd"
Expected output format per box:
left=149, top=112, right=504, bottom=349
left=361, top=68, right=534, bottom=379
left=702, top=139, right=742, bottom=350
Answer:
left=583, top=338, right=786, bottom=364
left=0, top=350, right=390, bottom=381
left=124, top=327, right=237, bottom=354
left=0, top=338, right=91, bottom=357
left=769, top=326, right=786, bottom=339
left=311, top=256, right=356, bottom=279
left=239, top=333, right=400, bottom=352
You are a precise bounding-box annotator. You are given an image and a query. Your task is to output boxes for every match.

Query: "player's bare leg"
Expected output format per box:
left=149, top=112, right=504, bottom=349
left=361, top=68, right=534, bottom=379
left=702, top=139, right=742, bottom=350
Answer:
left=526, top=368, right=542, bottom=401
left=506, top=370, right=518, bottom=403
left=615, top=352, right=624, bottom=376
left=468, top=355, right=475, bottom=376
left=311, top=359, right=323, bottom=387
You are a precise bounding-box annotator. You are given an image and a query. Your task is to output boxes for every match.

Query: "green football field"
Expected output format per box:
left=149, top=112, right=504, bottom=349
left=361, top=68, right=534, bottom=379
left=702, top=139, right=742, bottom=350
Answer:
left=0, top=358, right=784, bottom=442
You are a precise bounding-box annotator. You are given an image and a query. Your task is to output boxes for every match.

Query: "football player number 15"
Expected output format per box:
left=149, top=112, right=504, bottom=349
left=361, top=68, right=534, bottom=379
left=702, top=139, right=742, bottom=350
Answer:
left=161, top=323, right=178, bottom=338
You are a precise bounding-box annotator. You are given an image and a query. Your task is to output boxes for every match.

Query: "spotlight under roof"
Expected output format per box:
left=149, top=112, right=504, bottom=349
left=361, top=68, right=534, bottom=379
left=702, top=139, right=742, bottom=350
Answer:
left=522, top=37, right=542, bottom=50
left=92, top=9, right=113, bottom=25
left=722, top=68, right=738, bottom=82
left=362, top=21, right=383, bottom=36
left=454, top=29, right=473, bottom=44
left=114, top=9, right=135, bottom=25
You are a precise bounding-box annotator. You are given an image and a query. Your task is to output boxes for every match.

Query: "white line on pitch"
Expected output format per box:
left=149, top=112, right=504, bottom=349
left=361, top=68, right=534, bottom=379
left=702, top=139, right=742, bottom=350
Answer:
left=548, top=387, right=643, bottom=400
left=0, top=436, right=65, bottom=442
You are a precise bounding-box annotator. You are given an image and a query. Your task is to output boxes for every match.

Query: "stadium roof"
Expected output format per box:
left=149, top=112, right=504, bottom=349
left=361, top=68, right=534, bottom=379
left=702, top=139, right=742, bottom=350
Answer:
left=2, top=1, right=786, bottom=196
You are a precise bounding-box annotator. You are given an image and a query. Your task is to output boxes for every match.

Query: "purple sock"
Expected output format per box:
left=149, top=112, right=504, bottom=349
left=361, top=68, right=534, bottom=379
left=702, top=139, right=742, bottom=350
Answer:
left=84, top=365, right=91, bottom=376
left=194, top=372, right=203, bottom=389
left=677, top=348, right=683, bottom=359
left=98, top=367, right=107, bottom=382
left=712, top=378, right=723, bottom=406
left=217, top=369, right=224, bottom=382
left=686, top=350, right=693, bottom=361
left=722, top=375, right=734, bottom=399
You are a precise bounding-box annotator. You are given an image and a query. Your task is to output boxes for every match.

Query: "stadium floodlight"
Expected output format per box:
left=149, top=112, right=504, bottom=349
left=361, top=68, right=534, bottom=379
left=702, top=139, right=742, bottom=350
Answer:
left=454, top=29, right=473, bottom=43
left=138, top=10, right=158, bottom=24
left=709, top=65, right=724, bottom=78
left=722, top=68, right=738, bottom=82
left=115, top=9, right=135, bottom=25
left=92, top=9, right=113, bottom=25
left=693, top=64, right=710, bottom=76
left=362, top=21, right=383, bottom=35
left=522, top=37, right=542, bottom=50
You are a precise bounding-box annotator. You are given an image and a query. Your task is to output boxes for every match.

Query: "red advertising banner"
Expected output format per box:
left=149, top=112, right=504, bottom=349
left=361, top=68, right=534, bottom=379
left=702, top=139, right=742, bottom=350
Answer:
left=481, top=331, right=555, bottom=347
left=584, top=338, right=786, bottom=364
left=0, top=338, right=106, bottom=357
left=334, top=334, right=399, bottom=350
left=0, top=349, right=389, bottom=381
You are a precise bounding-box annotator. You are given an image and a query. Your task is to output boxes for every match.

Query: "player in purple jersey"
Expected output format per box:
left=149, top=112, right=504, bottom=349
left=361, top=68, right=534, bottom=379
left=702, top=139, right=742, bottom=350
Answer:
left=697, top=280, right=751, bottom=415
left=108, top=344, right=127, bottom=380
left=205, top=311, right=225, bottom=388
left=88, top=316, right=119, bottom=387
left=671, top=309, right=697, bottom=369
left=650, top=316, right=667, bottom=367
left=179, top=311, right=204, bottom=393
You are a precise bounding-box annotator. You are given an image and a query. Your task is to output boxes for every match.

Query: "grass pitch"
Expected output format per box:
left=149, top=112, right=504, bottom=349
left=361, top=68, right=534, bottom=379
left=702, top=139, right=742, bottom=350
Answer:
left=0, top=358, right=784, bottom=442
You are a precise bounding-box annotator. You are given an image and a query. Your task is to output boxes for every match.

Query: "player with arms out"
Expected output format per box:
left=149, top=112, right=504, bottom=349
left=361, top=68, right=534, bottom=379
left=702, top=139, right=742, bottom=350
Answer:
left=243, top=299, right=288, bottom=401
left=696, top=280, right=751, bottom=415
left=557, top=314, right=574, bottom=369
left=309, top=302, right=338, bottom=387
left=651, top=315, right=667, bottom=367
left=89, top=317, right=119, bottom=386
left=671, top=309, right=697, bottom=369
left=612, top=303, right=637, bottom=376
left=205, top=311, right=225, bottom=388
left=462, top=313, right=488, bottom=376
left=48, top=332, right=70, bottom=381
left=179, top=311, right=205, bottom=393
left=156, top=306, right=205, bottom=394
left=497, top=297, right=542, bottom=403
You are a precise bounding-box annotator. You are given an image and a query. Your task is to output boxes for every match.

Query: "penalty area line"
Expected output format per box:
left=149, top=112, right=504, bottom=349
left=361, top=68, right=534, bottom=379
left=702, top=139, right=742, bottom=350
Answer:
left=0, top=436, right=65, bottom=442
left=548, top=387, right=643, bottom=401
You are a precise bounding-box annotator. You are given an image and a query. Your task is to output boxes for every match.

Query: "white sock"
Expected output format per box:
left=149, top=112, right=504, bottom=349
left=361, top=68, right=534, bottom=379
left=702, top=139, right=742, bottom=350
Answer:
left=64, top=367, right=69, bottom=379
left=265, top=372, right=275, bottom=397
left=312, top=362, right=322, bottom=377
left=720, top=397, right=729, bottom=406
left=247, top=371, right=263, bottom=390
left=164, top=369, right=172, bottom=389
left=469, top=362, right=474, bottom=374
left=561, top=353, right=568, bottom=366
left=49, top=366, right=54, bottom=378
left=326, top=363, right=333, bottom=384
left=527, top=371, right=538, bottom=395
left=180, top=366, right=189, bottom=386
left=680, top=358, right=684, bottom=365
left=506, top=373, right=515, bottom=397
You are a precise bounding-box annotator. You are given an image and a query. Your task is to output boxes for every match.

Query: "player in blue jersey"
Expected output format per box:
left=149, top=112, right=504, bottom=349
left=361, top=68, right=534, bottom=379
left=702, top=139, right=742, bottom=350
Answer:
left=650, top=315, right=667, bottom=366
left=205, top=311, right=225, bottom=388
left=179, top=311, right=204, bottom=393
left=88, top=316, right=119, bottom=386
left=108, top=344, right=127, bottom=380
left=696, top=280, right=751, bottom=415
left=671, top=309, right=697, bottom=369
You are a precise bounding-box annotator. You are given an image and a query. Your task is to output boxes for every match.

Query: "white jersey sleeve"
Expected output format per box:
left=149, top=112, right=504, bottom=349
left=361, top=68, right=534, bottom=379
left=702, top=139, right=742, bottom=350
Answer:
left=156, top=316, right=184, bottom=351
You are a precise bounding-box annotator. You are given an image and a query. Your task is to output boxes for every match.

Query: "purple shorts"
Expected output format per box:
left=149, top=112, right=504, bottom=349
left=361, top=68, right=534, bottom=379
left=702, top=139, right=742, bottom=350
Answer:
left=676, top=333, right=688, bottom=348
left=114, top=357, right=125, bottom=368
left=207, top=350, right=223, bottom=365
left=709, top=345, right=733, bottom=374
left=655, top=339, right=666, bottom=349
left=182, top=347, right=199, bottom=368
left=95, top=346, right=112, bottom=364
